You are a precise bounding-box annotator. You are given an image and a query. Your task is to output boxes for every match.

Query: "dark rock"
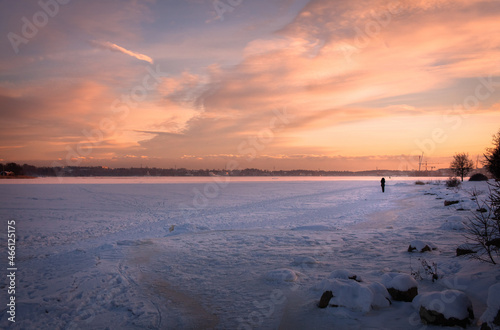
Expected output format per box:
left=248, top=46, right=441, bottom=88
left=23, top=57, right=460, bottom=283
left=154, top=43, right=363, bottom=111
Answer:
left=408, top=241, right=437, bottom=253
left=480, top=322, right=492, bottom=330
left=477, top=208, right=488, bottom=213
left=494, top=308, right=500, bottom=326
left=456, top=247, right=477, bottom=256
left=348, top=275, right=361, bottom=282
left=419, top=305, right=474, bottom=328
left=408, top=245, right=431, bottom=252
left=387, top=287, right=418, bottom=302
left=318, top=291, right=333, bottom=308
left=480, top=296, right=500, bottom=329
left=444, top=200, right=460, bottom=206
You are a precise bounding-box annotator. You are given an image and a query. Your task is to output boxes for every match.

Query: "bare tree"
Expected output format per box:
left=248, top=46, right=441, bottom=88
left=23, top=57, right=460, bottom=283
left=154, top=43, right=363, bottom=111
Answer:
left=484, top=129, right=500, bottom=180
left=450, top=153, right=474, bottom=182
left=463, top=184, right=500, bottom=264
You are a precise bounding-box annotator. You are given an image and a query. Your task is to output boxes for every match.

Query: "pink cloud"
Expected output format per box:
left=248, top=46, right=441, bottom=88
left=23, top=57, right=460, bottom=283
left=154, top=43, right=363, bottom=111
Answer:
left=90, top=40, right=153, bottom=64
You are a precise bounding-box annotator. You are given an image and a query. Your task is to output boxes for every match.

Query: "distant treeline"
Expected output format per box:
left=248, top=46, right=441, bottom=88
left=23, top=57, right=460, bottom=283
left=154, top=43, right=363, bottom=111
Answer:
left=0, top=162, right=467, bottom=178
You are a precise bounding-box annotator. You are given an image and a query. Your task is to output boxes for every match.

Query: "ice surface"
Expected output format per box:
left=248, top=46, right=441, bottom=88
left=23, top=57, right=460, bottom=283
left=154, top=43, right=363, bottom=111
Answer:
left=0, top=177, right=496, bottom=329
left=265, top=269, right=299, bottom=282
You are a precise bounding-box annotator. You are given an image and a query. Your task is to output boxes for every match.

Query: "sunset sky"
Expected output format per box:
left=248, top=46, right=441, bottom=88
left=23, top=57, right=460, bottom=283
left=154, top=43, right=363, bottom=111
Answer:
left=1, top=0, right=499, bottom=171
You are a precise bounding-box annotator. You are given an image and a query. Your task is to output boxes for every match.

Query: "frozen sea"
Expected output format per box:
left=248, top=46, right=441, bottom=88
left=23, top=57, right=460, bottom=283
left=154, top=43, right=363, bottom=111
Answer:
left=0, top=176, right=498, bottom=329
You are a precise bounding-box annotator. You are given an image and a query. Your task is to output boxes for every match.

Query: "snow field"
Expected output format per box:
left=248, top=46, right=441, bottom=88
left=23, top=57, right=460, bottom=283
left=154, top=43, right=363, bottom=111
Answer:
left=0, top=177, right=498, bottom=329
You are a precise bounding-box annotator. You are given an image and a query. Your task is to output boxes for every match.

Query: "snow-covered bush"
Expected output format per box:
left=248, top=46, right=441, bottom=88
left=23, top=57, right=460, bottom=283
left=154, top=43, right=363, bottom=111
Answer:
left=265, top=269, right=299, bottom=282
left=469, top=173, right=489, bottom=181
left=446, top=177, right=461, bottom=188
left=410, top=257, right=439, bottom=282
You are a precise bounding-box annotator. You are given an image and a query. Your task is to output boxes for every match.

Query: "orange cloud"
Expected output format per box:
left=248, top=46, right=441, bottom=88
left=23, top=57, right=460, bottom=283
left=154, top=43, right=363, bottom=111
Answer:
left=137, top=0, right=499, bottom=167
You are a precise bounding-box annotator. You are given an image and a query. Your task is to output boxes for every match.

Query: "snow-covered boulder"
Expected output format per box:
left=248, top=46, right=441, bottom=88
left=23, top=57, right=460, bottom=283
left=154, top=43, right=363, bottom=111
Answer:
left=408, top=240, right=437, bottom=253
left=480, top=283, right=500, bottom=329
left=456, top=243, right=477, bottom=256
left=368, top=281, right=392, bottom=309
left=382, top=273, right=418, bottom=302
left=439, top=215, right=465, bottom=231
left=265, top=269, right=298, bottom=282
left=329, top=269, right=362, bottom=282
left=448, top=215, right=465, bottom=223
left=316, top=279, right=372, bottom=312
left=440, top=221, right=465, bottom=231
left=315, top=277, right=391, bottom=312
left=413, top=290, right=474, bottom=328
left=292, top=256, right=318, bottom=266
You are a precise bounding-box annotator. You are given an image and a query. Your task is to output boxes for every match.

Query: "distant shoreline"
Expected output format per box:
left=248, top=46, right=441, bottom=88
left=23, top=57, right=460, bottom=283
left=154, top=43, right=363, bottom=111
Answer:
left=3, top=163, right=492, bottom=179
left=1, top=174, right=455, bottom=179
left=0, top=175, right=36, bottom=180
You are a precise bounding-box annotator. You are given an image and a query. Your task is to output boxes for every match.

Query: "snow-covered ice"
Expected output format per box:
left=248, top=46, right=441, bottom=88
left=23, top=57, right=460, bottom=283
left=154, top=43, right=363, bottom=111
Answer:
left=0, top=176, right=498, bottom=329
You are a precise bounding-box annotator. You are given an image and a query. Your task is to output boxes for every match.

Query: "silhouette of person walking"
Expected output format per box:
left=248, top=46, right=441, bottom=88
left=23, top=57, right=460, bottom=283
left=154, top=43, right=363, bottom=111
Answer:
left=381, top=178, right=386, bottom=193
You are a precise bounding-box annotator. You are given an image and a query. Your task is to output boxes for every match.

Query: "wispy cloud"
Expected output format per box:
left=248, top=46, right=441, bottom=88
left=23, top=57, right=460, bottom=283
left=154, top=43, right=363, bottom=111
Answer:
left=90, top=40, right=153, bottom=64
